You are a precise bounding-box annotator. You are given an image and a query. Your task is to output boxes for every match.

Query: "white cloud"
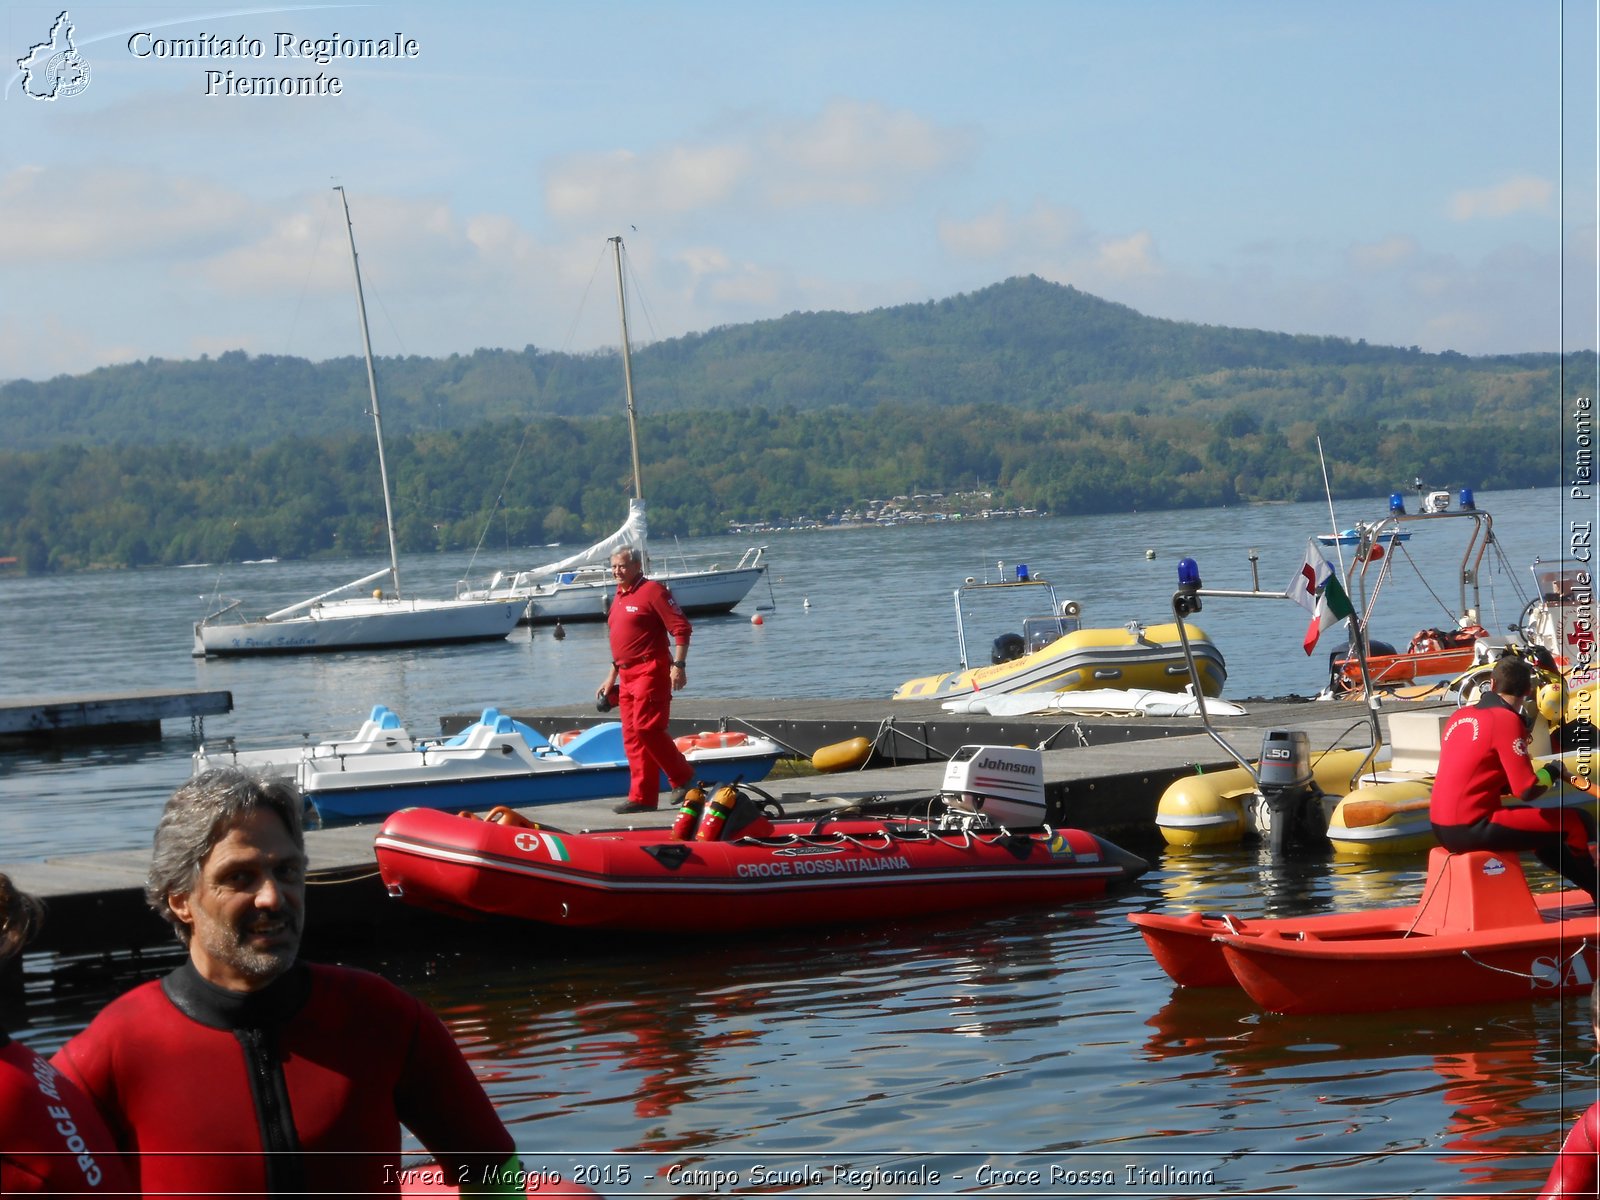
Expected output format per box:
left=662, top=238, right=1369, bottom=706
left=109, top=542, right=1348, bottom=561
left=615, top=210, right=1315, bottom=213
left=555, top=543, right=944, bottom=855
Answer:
left=1094, top=231, right=1159, bottom=279
left=938, top=200, right=1083, bottom=258
left=1448, top=174, right=1554, bottom=221
left=0, top=164, right=250, bottom=261
left=544, top=99, right=971, bottom=224
left=1349, top=235, right=1418, bottom=272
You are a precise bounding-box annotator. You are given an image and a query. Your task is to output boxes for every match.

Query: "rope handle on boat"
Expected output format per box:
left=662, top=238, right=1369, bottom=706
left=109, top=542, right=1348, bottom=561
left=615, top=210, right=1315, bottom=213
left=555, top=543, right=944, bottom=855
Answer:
left=1460, top=940, right=1591, bottom=981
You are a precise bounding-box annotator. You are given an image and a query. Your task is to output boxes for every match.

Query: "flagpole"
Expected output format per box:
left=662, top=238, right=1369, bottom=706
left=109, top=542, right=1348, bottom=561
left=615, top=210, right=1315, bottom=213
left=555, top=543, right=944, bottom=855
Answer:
left=1316, top=435, right=1347, bottom=579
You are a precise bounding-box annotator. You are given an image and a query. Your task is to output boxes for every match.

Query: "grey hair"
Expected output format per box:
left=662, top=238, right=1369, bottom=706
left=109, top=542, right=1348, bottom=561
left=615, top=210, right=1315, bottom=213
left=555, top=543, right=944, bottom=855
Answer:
left=612, top=545, right=644, bottom=566
left=0, top=872, right=45, bottom=965
left=146, top=768, right=306, bottom=944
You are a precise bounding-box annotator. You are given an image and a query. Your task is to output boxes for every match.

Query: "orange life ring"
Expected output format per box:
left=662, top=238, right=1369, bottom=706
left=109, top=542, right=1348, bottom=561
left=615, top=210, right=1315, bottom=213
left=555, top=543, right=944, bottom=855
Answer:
left=551, top=729, right=583, bottom=748
left=697, top=731, right=748, bottom=750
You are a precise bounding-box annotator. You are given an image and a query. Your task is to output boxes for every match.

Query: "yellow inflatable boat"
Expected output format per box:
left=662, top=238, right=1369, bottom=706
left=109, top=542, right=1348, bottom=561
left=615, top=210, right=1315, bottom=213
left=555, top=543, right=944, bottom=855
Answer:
left=893, top=568, right=1226, bottom=701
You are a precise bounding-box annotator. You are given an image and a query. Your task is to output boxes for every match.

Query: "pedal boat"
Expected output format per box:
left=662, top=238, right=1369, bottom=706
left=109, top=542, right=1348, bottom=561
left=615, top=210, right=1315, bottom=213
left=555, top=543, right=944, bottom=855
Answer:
left=374, top=806, right=1148, bottom=932
left=893, top=567, right=1225, bottom=700
left=196, top=705, right=784, bottom=824
left=1130, top=847, right=1598, bottom=1014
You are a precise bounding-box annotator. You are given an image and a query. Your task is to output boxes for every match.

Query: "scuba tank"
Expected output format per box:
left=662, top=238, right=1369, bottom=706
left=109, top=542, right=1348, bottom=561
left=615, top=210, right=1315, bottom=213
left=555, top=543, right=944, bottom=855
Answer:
left=669, top=785, right=707, bottom=841
left=694, top=785, right=740, bottom=842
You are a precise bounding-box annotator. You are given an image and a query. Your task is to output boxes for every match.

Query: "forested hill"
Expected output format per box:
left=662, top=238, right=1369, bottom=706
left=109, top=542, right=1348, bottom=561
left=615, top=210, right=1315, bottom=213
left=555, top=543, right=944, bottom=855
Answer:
left=1, top=276, right=1588, bottom=451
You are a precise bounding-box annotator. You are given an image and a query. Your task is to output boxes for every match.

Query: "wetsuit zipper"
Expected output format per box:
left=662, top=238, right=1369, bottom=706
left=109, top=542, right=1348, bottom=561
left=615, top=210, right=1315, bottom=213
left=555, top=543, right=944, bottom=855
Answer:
left=234, top=1026, right=305, bottom=1194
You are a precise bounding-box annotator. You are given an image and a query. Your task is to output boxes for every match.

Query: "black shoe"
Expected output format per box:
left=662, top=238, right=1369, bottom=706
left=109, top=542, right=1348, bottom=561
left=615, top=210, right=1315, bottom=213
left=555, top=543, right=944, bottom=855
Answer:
left=613, top=800, right=657, bottom=815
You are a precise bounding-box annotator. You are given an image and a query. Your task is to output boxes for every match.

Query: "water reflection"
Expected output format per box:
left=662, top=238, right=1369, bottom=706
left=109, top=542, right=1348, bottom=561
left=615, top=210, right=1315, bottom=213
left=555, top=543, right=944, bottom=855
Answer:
left=1141, top=988, right=1584, bottom=1195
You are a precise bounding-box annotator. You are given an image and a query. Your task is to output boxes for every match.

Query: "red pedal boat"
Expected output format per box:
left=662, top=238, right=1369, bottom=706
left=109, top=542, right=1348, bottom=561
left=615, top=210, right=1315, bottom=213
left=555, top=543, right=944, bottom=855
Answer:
left=1130, top=848, right=1598, bottom=1014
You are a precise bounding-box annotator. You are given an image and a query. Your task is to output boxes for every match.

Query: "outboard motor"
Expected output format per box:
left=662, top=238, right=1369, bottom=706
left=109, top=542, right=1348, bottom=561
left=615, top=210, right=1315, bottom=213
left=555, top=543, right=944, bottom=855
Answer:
left=941, top=745, right=1046, bottom=827
left=991, top=632, right=1026, bottom=664
left=1254, top=729, right=1327, bottom=856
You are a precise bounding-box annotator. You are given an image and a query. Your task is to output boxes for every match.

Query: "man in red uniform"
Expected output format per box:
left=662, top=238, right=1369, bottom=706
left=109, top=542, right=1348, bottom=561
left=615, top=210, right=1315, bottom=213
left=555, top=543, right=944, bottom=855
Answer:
left=53, top=769, right=523, bottom=1197
left=1539, top=979, right=1600, bottom=1199
left=598, top=545, right=695, bottom=815
left=1430, top=656, right=1598, bottom=900
left=0, top=872, right=132, bottom=1195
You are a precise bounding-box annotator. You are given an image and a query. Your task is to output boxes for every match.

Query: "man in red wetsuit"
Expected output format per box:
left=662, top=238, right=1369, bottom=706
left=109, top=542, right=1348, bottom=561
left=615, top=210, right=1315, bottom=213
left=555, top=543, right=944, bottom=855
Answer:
left=1430, top=656, right=1598, bottom=901
left=598, top=545, right=695, bottom=815
left=52, top=769, right=523, bottom=1198
left=0, top=872, right=132, bottom=1196
left=1539, top=979, right=1600, bottom=1198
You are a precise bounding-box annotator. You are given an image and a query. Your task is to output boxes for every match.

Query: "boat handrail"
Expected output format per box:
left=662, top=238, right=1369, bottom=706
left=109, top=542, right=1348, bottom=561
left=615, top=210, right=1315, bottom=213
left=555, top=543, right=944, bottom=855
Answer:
left=264, top=567, right=395, bottom=622
left=952, top=574, right=1062, bottom=669
left=1343, top=507, right=1496, bottom=629
left=1170, top=558, right=1384, bottom=790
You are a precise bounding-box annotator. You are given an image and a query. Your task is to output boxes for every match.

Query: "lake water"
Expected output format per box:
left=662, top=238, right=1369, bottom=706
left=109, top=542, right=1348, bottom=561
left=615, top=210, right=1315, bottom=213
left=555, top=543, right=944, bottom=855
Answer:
left=2, top=486, right=1595, bottom=1196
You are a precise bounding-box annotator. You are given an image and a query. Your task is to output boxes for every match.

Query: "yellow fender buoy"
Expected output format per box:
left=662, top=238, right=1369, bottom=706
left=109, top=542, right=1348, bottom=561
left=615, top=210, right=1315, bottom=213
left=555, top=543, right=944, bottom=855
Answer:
left=812, top=736, right=872, bottom=774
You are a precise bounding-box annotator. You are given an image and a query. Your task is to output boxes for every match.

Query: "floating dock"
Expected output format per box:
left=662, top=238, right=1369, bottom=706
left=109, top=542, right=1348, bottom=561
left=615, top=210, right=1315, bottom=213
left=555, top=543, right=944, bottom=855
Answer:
left=2, top=694, right=1410, bottom=963
left=0, top=688, right=233, bottom=745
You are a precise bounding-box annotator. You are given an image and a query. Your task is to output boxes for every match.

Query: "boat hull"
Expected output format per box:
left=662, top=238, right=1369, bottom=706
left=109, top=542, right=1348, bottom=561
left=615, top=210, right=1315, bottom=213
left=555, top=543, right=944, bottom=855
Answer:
left=374, top=809, right=1149, bottom=933
left=1132, top=847, right=1599, bottom=1014
left=196, top=708, right=784, bottom=823
left=194, top=597, right=524, bottom=656
left=520, top=565, right=766, bottom=625
left=894, top=623, right=1226, bottom=700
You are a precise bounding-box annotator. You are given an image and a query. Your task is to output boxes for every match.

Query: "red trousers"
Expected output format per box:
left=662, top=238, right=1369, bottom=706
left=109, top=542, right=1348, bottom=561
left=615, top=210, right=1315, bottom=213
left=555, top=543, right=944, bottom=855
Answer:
left=619, top=659, right=692, bottom=806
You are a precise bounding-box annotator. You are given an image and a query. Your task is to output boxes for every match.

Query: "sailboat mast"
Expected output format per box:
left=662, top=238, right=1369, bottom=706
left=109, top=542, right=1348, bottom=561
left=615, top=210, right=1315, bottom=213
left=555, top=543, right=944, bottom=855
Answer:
left=335, top=186, right=404, bottom=598
left=610, top=235, right=644, bottom=501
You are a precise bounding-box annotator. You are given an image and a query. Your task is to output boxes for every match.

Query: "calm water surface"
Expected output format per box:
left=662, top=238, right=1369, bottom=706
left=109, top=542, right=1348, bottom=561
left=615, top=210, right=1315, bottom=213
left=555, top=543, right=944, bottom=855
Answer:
left=2, top=487, right=1594, bottom=1196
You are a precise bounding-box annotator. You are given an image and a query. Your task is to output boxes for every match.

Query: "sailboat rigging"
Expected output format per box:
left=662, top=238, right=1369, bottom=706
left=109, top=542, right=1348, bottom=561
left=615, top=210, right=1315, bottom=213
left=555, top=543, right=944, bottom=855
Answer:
left=191, top=188, right=525, bottom=656
left=459, top=235, right=768, bottom=625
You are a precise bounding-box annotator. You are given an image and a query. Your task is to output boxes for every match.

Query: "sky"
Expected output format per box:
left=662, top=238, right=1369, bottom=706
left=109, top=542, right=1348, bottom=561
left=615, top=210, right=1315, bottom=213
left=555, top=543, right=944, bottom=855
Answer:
left=1, top=1, right=1596, bottom=382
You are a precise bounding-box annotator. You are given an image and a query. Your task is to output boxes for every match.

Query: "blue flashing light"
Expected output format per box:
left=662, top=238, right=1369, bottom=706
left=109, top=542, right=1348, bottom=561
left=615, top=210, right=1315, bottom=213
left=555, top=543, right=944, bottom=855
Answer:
left=1016, top=563, right=1030, bottom=581
left=1177, top=557, right=1201, bottom=587
left=1459, top=487, right=1475, bottom=511
left=1389, top=492, right=1406, bottom=515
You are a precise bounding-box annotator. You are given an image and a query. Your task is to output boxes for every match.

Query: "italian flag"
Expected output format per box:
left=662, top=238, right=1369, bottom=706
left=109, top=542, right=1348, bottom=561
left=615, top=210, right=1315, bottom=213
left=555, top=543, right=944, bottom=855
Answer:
left=1288, top=539, right=1355, bottom=655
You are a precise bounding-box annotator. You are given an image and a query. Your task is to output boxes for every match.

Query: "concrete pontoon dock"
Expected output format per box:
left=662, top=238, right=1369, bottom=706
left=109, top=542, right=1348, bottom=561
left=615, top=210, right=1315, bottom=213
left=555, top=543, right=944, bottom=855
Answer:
left=0, top=688, right=233, bottom=745
left=2, top=694, right=1416, bottom=964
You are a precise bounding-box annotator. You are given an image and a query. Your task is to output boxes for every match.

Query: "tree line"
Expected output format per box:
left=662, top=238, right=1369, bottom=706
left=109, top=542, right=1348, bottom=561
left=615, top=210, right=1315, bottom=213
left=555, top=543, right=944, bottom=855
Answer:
left=0, top=403, right=1562, bottom=573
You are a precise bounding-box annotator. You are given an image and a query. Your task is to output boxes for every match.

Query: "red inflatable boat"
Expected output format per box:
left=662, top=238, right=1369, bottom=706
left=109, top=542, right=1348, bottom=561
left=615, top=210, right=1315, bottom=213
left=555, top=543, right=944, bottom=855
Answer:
left=1130, top=847, right=1598, bottom=1014
left=376, top=804, right=1146, bottom=933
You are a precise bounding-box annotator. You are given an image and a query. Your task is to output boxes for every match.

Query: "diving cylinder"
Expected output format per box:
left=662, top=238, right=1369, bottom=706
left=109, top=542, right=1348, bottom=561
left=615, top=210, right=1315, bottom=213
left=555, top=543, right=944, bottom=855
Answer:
left=669, top=785, right=707, bottom=841
left=695, top=785, right=740, bottom=842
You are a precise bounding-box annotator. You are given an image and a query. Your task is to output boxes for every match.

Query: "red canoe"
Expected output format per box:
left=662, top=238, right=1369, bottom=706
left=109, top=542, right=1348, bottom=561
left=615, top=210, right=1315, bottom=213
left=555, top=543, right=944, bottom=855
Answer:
left=375, top=806, right=1148, bottom=933
left=1130, top=847, right=1598, bottom=1014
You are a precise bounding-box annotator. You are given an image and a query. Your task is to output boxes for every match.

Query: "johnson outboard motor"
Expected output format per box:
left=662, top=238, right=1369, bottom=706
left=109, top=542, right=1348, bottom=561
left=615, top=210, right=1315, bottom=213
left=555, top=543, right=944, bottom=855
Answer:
left=1254, top=729, right=1327, bottom=856
left=991, top=632, right=1025, bottom=664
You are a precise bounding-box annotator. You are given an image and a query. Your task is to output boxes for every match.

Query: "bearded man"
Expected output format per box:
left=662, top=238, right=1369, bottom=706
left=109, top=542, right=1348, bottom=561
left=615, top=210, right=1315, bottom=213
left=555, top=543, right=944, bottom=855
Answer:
left=53, top=768, right=523, bottom=1197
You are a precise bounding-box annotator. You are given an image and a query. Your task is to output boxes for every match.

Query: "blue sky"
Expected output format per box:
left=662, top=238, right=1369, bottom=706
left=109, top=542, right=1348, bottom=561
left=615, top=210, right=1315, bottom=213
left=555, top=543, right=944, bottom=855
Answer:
left=2, top=1, right=1595, bottom=381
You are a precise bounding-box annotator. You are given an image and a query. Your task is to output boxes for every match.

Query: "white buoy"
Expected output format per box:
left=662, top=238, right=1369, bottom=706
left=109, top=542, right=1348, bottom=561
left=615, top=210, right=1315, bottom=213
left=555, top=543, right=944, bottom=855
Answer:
left=803, top=597, right=811, bottom=609
left=1145, top=549, right=1156, bottom=560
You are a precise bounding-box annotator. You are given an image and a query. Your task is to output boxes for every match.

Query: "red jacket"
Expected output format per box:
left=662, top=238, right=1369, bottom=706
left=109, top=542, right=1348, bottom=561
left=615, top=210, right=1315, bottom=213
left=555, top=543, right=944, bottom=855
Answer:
left=1, top=1033, right=130, bottom=1195
left=607, top=577, right=690, bottom=667
left=1429, top=694, right=1541, bottom=827
left=1540, top=1099, right=1599, bottom=1199
left=53, top=960, right=513, bottom=1199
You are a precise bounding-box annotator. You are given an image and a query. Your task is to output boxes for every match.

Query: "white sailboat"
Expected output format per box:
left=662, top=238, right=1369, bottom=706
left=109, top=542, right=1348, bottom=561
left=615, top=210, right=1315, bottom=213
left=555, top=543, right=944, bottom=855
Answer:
left=459, top=235, right=768, bottom=625
left=192, top=189, right=525, bottom=657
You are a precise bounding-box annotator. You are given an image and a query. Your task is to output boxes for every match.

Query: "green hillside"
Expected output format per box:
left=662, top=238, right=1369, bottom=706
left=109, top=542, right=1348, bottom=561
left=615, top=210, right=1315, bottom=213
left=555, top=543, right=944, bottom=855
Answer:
left=0, top=277, right=1588, bottom=573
